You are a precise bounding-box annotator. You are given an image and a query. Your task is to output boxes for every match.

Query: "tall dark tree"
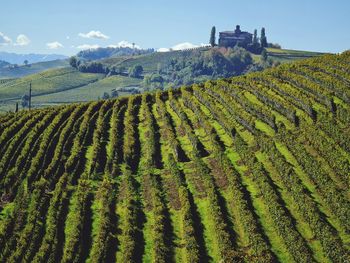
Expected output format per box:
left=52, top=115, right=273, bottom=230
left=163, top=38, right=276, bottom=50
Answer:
left=210, top=26, right=216, bottom=47
left=21, top=94, right=29, bottom=108
left=253, top=29, right=258, bottom=45
left=260, top=27, right=268, bottom=48
left=24, top=60, right=29, bottom=66
left=102, top=92, right=110, bottom=99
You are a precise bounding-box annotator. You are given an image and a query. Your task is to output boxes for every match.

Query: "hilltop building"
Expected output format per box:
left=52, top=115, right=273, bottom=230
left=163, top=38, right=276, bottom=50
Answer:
left=219, top=25, right=252, bottom=48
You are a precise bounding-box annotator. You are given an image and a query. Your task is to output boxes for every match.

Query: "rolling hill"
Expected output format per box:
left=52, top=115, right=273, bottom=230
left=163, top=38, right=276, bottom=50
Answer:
left=0, top=59, right=70, bottom=79
left=0, top=51, right=349, bottom=262
left=0, top=69, right=141, bottom=112
left=0, top=47, right=325, bottom=113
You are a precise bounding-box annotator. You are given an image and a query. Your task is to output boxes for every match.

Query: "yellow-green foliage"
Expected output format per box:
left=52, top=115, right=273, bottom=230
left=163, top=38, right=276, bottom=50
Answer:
left=0, top=52, right=350, bottom=263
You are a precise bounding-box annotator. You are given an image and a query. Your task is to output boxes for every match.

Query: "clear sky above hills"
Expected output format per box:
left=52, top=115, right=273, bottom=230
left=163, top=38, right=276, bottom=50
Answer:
left=0, top=0, right=349, bottom=55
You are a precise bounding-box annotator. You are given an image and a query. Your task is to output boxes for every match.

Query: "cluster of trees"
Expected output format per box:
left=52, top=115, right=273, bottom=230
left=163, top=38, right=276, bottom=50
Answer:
left=77, top=46, right=154, bottom=60
left=69, top=56, right=144, bottom=78
left=141, top=47, right=255, bottom=89
left=100, top=90, right=119, bottom=100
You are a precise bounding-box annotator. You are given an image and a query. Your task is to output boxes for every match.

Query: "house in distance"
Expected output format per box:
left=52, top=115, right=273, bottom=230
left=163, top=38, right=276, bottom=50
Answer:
left=219, top=25, right=252, bottom=48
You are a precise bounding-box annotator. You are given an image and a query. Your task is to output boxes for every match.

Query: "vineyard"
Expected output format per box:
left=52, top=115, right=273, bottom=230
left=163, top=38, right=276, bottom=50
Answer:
left=0, top=51, right=349, bottom=262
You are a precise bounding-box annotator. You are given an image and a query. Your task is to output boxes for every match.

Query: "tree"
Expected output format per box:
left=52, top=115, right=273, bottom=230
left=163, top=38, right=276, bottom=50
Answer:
left=21, top=94, right=29, bottom=108
left=261, top=49, right=268, bottom=62
left=260, top=27, right=267, bottom=48
left=210, top=26, right=216, bottom=47
left=128, top=65, right=143, bottom=78
left=24, top=60, right=29, bottom=66
left=253, top=29, right=258, bottom=45
left=111, top=89, right=119, bottom=98
left=69, top=56, right=78, bottom=68
left=78, top=62, right=105, bottom=73
left=102, top=92, right=110, bottom=99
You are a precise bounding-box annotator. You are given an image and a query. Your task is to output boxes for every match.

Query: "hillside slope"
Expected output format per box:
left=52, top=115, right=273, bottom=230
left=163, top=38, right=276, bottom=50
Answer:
left=0, top=52, right=349, bottom=262
left=0, top=47, right=324, bottom=113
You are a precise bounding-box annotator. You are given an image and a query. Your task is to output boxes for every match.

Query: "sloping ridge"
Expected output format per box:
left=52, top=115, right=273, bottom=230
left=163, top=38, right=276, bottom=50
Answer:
left=0, top=51, right=349, bottom=263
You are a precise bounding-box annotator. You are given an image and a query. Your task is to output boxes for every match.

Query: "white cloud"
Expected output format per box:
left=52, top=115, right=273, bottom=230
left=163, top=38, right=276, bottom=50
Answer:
left=0, top=32, right=12, bottom=45
left=78, top=30, right=109, bottom=40
left=157, top=47, right=170, bottom=52
left=77, top=44, right=100, bottom=50
left=157, top=42, right=208, bottom=52
left=108, top=40, right=140, bottom=49
left=172, top=42, right=199, bottom=50
left=46, top=41, right=64, bottom=49
left=66, top=36, right=70, bottom=40
left=14, top=34, right=30, bottom=46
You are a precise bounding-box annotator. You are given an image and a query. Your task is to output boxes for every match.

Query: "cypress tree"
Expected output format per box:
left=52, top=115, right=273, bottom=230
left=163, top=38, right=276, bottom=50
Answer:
left=210, top=26, right=216, bottom=47
left=253, top=29, right=258, bottom=45
left=260, top=27, right=268, bottom=48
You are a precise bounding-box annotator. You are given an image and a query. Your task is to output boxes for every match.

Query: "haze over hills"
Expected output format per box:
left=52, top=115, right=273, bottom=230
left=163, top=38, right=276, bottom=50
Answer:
left=0, top=52, right=349, bottom=262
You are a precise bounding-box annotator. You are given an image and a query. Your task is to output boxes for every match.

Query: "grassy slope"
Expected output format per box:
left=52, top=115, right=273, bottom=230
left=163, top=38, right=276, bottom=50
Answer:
left=266, top=48, right=326, bottom=62
left=32, top=75, right=142, bottom=104
left=0, top=67, right=104, bottom=100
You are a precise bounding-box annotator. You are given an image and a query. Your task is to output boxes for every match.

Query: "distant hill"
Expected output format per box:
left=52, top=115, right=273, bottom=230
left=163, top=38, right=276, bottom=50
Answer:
left=77, top=47, right=154, bottom=60
left=0, top=59, right=69, bottom=79
left=0, top=51, right=349, bottom=262
left=0, top=51, right=68, bottom=64
left=0, top=60, right=10, bottom=68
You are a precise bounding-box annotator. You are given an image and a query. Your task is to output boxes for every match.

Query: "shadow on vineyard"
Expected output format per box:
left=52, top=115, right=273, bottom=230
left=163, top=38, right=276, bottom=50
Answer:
left=0, top=51, right=350, bottom=262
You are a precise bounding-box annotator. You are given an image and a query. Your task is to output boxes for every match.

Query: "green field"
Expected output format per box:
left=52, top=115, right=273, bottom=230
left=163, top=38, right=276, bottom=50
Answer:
left=0, top=74, right=142, bottom=112
left=0, top=51, right=349, bottom=262
left=266, top=48, right=326, bottom=62
left=32, top=75, right=142, bottom=103
left=0, top=67, right=104, bottom=100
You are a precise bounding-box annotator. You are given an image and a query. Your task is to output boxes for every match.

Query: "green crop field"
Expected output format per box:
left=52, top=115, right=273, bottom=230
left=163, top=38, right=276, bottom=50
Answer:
left=30, top=75, right=142, bottom=104
left=266, top=48, right=326, bottom=62
left=0, top=67, right=106, bottom=112
left=0, top=52, right=349, bottom=262
left=0, top=67, right=104, bottom=101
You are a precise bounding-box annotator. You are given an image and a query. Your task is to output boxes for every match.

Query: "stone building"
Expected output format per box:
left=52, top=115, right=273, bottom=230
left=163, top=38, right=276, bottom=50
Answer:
left=219, top=25, right=252, bottom=48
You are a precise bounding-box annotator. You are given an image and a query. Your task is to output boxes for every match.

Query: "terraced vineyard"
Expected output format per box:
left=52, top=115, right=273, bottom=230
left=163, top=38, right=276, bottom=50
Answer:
left=0, top=52, right=349, bottom=262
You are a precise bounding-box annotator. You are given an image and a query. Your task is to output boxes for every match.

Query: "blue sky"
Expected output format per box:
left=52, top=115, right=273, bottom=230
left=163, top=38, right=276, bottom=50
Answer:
left=0, top=0, right=349, bottom=55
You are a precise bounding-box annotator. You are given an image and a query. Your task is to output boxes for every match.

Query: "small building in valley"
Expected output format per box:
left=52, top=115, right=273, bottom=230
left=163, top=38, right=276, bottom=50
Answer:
left=219, top=25, right=252, bottom=48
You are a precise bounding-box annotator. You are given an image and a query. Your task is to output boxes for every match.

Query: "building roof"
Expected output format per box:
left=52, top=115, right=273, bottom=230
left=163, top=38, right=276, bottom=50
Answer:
left=220, top=31, right=252, bottom=36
